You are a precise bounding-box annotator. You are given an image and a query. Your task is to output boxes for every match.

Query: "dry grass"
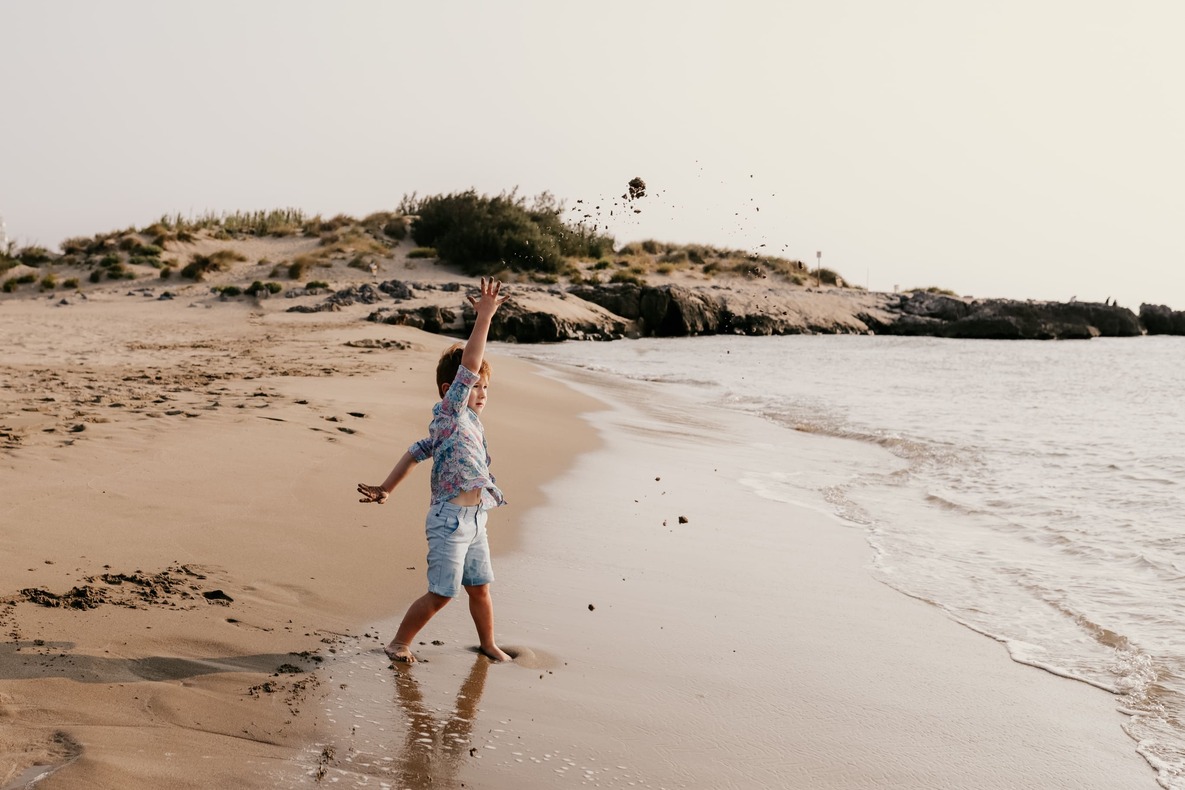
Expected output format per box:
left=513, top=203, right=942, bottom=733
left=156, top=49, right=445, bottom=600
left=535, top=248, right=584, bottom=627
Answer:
left=563, top=241, right=818, bottom=287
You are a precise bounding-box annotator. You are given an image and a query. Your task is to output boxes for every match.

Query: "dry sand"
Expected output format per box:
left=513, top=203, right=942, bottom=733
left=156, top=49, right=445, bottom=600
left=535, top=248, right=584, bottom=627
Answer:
left=0, top=282, right=1154, bottom=789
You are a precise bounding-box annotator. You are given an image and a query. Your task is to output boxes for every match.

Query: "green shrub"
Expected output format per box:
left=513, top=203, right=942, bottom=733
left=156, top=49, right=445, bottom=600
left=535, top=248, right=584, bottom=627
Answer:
left=132, top=243, right=163, bottom=258
left=817, top=267, right=844, bottom=286
left=246, top=280, right=284, bottom=296
left=287, top=256, right=314, bottom=280
left=217, top=285, right=243, bottom=297
left=15, top=273, right=36, bottom=285
left=99, top=253, right=121, bottom=268
left=306, top=280, right=330, bottom=290
left=180, top=259, right=210, bottom=281
left=610, top=271, right=646, bottom=286
left=640, top=240, right=661, bottom=255
left=63, top=278, right=80, bottom=289
left=593, top=260, right=611, bottom=270
left=406, top=189, right=613, bottom=275
left=180, top=249, right=246, bottom=281
left=2, top=279, right=17, bottom=293
left=40, top=274, right=58, bottom=290
left=17, top=246, right=53, bottom=266
left=60, top=237, right=93, bottom=255
left=106, top=263, right=129, bottom=280
left=407, top=247, right=437, bottom=259
left=89, top=270, right=103, bottom=283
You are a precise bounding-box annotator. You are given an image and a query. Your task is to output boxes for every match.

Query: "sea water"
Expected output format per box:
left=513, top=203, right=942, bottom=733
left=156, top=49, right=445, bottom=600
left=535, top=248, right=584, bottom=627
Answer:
left=502, top=334, right=1185, bottom=790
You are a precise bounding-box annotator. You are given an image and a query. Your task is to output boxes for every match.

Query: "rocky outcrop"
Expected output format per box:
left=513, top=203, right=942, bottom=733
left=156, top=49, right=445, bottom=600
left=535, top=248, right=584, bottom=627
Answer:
left=871, top=294, right=1142, bottom=340
left=287, top=283, right=386, bottom=313
left=483, top=290, right=628, bottom=342
left=570, top=283, right=874, bottom=337
left=289, top=278, right=1166, bottom=342
left=367, top=305, right=459, bottom=333
left=1140, top=303, right=1185, bottom=335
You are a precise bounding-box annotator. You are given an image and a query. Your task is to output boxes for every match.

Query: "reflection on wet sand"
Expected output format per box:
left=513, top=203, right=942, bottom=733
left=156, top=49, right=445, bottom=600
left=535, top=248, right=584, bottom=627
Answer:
left=391, top=654, right=489, bottom=789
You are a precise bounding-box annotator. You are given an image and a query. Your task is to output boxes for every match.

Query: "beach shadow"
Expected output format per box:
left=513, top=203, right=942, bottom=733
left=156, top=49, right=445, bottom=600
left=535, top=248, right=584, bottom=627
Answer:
left=0, top=641, right=315, bottom=683
left=388, top=654, right=490, bottom=789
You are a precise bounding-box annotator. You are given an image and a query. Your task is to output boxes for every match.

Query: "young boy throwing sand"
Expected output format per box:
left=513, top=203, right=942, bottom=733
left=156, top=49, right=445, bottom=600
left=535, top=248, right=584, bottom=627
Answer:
left=357, top=277, right=512, bottom=663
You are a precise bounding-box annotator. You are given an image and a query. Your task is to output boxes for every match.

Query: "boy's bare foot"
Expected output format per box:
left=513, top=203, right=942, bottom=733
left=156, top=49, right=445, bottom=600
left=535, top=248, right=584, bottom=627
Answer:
left=385, top=642, right=416, bottom=663
left=479, top=645, right=512, bottom=663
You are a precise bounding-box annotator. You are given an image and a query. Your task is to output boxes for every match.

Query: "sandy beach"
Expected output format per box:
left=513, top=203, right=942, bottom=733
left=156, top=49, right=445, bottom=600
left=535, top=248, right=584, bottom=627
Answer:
left=0, top=285, right=1154, bottom=788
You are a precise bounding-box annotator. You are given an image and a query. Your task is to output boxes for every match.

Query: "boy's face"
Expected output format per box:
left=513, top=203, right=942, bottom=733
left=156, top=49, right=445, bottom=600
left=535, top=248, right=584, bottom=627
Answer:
left=467, top=378, right=489, bottom=414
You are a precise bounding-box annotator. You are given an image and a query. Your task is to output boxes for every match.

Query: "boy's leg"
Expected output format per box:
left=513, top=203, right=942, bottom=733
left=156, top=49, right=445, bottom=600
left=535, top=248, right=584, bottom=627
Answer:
left=459, top=508, right=509, bottom=661
left=386, top=592, right=451, bottom=663
left=388, top=502, right=472, bottom=662
left=465, top=584, right=511, bottom=662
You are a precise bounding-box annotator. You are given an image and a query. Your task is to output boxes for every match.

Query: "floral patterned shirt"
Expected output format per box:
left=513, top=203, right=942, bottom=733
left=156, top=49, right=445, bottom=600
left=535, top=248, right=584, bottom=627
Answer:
left=409, top=364, right=505, bottom=508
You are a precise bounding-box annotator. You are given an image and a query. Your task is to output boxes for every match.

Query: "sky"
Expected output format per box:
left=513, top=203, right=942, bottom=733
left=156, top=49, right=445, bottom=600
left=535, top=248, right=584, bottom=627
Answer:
left=2, top=0, right=1183, bottom=308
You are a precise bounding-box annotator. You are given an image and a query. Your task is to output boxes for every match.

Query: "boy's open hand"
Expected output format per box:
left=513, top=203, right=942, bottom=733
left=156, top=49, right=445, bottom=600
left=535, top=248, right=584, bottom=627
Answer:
left=467, top=277, right=509, bottom=317
left=357, top=483, right=388, bottom=504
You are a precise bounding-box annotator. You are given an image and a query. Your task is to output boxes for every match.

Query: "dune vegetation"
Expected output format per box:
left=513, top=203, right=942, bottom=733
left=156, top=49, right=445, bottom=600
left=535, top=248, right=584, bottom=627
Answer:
left=1, top=189, right=852, bottom=294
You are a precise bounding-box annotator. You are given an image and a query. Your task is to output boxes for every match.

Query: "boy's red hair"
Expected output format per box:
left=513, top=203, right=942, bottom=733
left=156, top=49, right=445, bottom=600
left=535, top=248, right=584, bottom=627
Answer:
left=435, top=343, right=491, bottom=396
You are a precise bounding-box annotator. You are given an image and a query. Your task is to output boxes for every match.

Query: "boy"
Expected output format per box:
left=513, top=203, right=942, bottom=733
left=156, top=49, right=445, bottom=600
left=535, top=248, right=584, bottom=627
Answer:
left=357, top=277, right=512, bottom=663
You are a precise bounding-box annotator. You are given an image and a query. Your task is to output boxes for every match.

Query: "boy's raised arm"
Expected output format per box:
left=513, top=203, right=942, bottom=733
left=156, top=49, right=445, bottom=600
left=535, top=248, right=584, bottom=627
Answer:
left=461, top=277, right=508, bottom=374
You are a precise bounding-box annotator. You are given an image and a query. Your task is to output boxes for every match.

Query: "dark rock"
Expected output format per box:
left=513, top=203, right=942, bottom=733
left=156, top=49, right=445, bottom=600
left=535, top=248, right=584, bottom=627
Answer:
left=944, top=300, right=1138, bottom=339
left=900, top=291, right=972, bottom=322
left=638, top=285, right=723, bottom=336
left=378, top=280, right=414, bottom=300
left=876, top=313, right=949, bottom=336
left=287, top=284, right=386, bottom=313
left=487, top=303, right=626, bottom=343
left=374, top=305, right=457, bottom=333
left=1140, top=303, right=1185, bottom=335
left=569, top=283, right=643, bottom=319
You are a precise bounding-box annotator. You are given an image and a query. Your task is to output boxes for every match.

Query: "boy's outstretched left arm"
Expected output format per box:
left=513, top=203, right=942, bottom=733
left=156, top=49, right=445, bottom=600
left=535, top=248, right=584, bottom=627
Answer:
left=357, top=450, right=419, bottom=504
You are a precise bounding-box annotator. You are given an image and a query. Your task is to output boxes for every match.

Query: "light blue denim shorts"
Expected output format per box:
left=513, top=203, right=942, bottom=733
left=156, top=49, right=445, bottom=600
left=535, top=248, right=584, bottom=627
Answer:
left=425, top=501, right=494, bottom=598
